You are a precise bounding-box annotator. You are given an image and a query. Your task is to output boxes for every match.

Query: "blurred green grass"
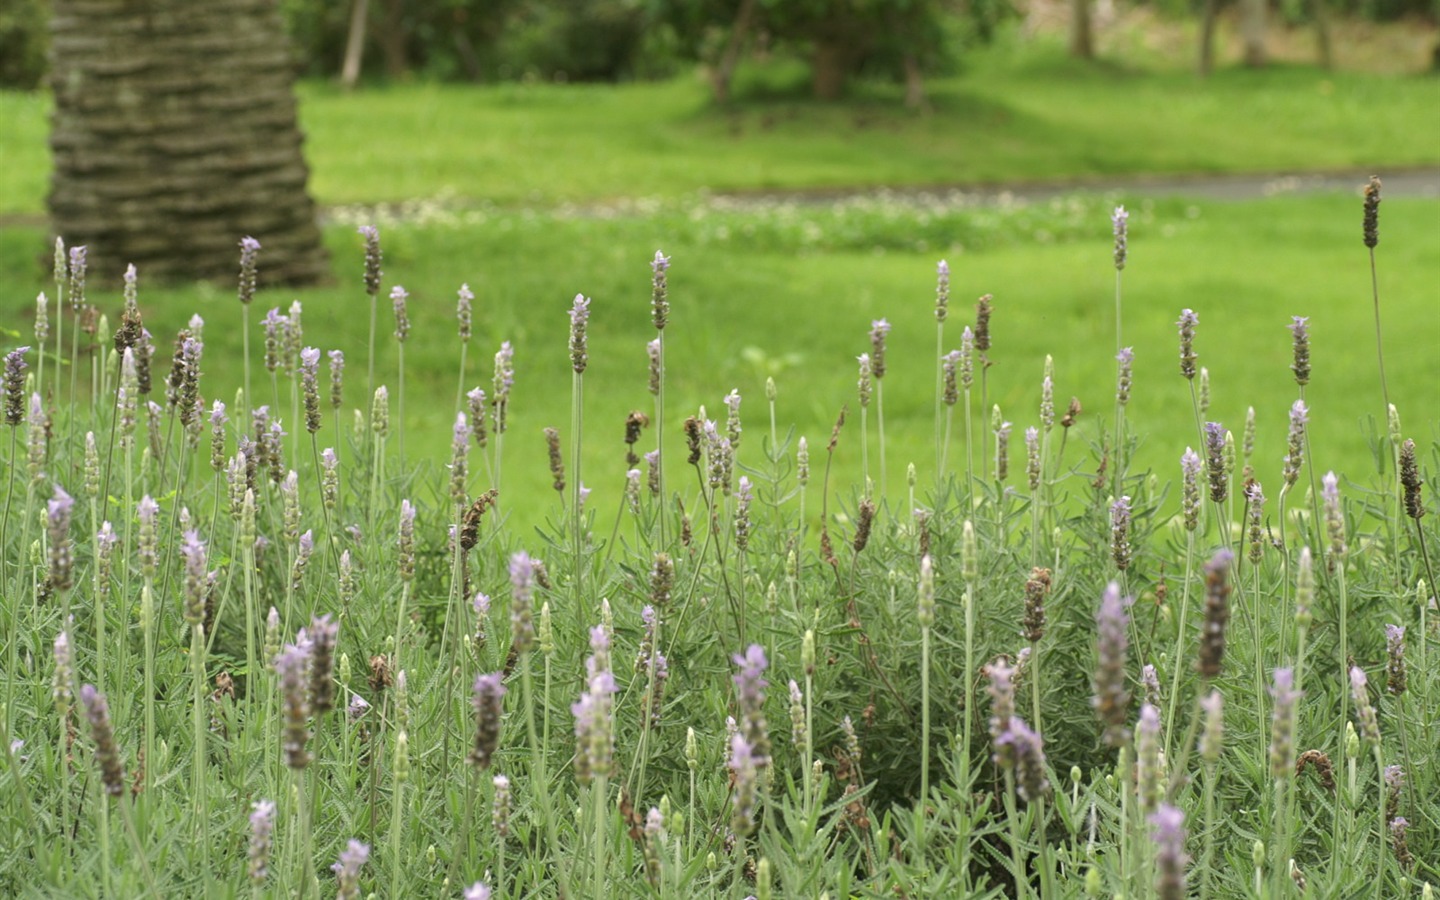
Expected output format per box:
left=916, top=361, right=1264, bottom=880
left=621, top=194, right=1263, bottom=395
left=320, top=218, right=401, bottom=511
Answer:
left=3, top=44, right=1439, bottom=215
left=3, top=191, right=1435, bottom=536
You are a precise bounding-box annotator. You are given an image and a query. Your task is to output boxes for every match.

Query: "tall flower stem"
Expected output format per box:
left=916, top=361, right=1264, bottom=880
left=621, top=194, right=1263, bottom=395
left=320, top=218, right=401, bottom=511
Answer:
left=1002, top=770, right=1030, bottom=899
left=918, top=621, right=931, bottom=858
left=1200, top=759, right=1217, bottom=900
left=1164, top=531, right=1196, bottom=756
left=191, top=623, right=210, bottom=872
left=572, top=369, right=585, bottom=603
left=876, top=380, right=886, bottom=506
left=521, top=653, right=569, bottom=898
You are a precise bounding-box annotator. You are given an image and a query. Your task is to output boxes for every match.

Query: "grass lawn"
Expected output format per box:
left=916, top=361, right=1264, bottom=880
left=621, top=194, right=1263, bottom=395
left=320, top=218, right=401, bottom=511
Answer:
left=2, top=39, right=1439, bottom=215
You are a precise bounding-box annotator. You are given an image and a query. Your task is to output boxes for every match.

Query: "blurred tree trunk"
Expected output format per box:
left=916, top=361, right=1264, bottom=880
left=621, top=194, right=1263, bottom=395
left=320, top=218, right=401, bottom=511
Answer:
left=812, top=38, right=851, bottom=99
left=49, top=0, right=328, bottom=285
left=1241, top=0, right=1267, bottom=67
left=378, top=0, right=408, bottom=77
left=1310, top=0, right=1332, bottom=68
left=1070, top=0, right=1094, bottom=59
left=709, top=0, right=757, bottom=105
left=341, top=0, right=370, bottom=89
left=1197, top=0, right=1219, bottom=75
left=903, top=53, right=926, bottom=110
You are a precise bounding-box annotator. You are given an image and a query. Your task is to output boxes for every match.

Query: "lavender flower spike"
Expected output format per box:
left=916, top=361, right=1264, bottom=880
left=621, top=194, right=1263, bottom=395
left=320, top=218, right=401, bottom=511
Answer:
left=1093, top=582, right=1131, bottom=748
left=248, top=799, right=276, bottom=883
left=275, top=643, right=311, bottom=769
left=732, top=644, right=771, bottom=766
left=465, top=884, right=492, bottom=900
left=238, top=236, right=261, bottom=305
left=508, top=551, right=536, bottom=652
left=358, top=226, right=382, bottom=297
left=1385, top=624, right=1407, bottom=695
left=469, top=672, right=506, bottom=770
left=457, top=283, right=474, bottom=343
left=1349, top=666, right=1380, bottom=745
left=390, top=285, right=410, bottom=343
left=3, top=347, right=28, bottom=427
left=1269, top=668, right=1299, bottom=778
left=1150, top=804, right=1189, bottom=900
left=47, top=485, right=76, bottom=592
left=569, top=293, right=591, bottom=374
left=79, top=684, right=125, bottom=797
left=332, top=839, right=369, bottom=900
left=869, top=318, right=891, bottom=379
left=1177, top=309, right=1198, bottom=380
left=729, top=734, right=759, bottom=836
left=1112, top=206, right=1129, bottom=270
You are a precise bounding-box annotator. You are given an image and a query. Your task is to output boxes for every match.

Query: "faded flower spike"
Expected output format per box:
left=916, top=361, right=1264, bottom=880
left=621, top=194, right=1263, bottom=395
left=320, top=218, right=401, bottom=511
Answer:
left=1362, top=175, right=1381, bottom=249
left=469, top=672, right=507, bottom=770
left=1150, top=804, right=1188, bottom=900
left=1385, top=624, right=1407, bottom=696
left=358, top=226, right=382, bottom=297
left=332, top=839, right=369, bottom=900
left=1204, top=422, right=1227, bottom=503
left=1399, top=439, right=1424, bottom=520
left=248, top=799, right=276, bottom=883
left=1349, top=666, right=1380, bottom=745
left=1115, top=347, right=1133, bottom=407
left=650, top=250, right=670, bottom=331
left=869, top=319, right=890, bottom=379
left=457, top=283, right=473, bottom=342
left=3, top=347, right=28, bottom=426
left=934, top=260, right=950, bottom=322
left=1269, top=668, right=1299, bottom=778
left=1111, top=496, right=1132, bottom=571
left=390, top=286, right=410, bottom=343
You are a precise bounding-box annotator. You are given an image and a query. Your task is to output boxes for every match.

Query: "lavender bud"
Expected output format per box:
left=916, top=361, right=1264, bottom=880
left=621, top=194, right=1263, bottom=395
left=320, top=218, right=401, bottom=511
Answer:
left=1385, top=624, right=1406, bottom=695
left=1198, top=690, right=1224, bottom=763
left=372, top=386, right=389, bottom=438
left=856, top=354, right=872, bottom=408
left=1400, top=439, right=1424, bottom=521
left=735, top=476, right=753, bottom=552
left=646, top=338, right=661, bottom=396
left=1115, top=347, right=1133, bottom=407
left=137, top=495, right=159, bottom=579
left=1026, top=427, right=1041, bottom=492
left=492, top=774, right=512, bottom=837
left=934, top=260, right=950, bottom=321
left=959, top=327, right=975, bottom=390
left=456, top=283, right=473, bottom=342
left=572, top=626, right=617, bottom=783
left=26, top=394, right=46, bottom=482
left=1323, top=472, right=1347, bottom=561
left=1181, top=448, right=1201, bottom=531
left=469, top=672, right=507, bottom=770
left=1269, top=668, right=1299, bottom=778
left=508, top=551, right=536, bottom=652
left=53, top=630, right=74, bottom=724
left=724, top=389, right=742, bottom=447
left=3, top=347, right=27, bottom=427
left=1023, top=567, right=1050, bottom=643
left=1198, top=550, right=1233, bottom=679
left=248, top=799, right=276, bottom=883
left=389, top=286, right=410, bottom=344
left=1288, top=316, right=1310, bottom=386
left=67, top=245, right=88, bottom=311
left=568, top=293, right=590, bottom=373
left=467, top=387, right=488, bottom=449
left=869, top=319, right=890, bottom=380
left=974, top=295, right=992, bottom=355
left=1177, top=309, right=1198, bottom=380
left=1283, top=401, right=1307, bottom=488
left=34, top=293, right=49, bottom=345
left=238, top=236, right=261, bottom=305
left=650, top=250, right=670, bottom=331
left=1093, top=582, right=1131, bottom=747
left=1110, top=495, right=1132, bottom=571
left=994, top=415, right=1012, bottom=482
left=1112, top=206, right=1129, bottom=270
left=275, top=643, right=311, bottom=768
left=942, top=350, right=960, bottom=407
left=1295, top=547, right=1314, bottom=628
left=1141, top=664, right=1161, bottom=709
left=987, top=660, right=1017, bottom=765
left=79, top=684, right=124, bottom=797
left=450, top=413, right=470, bottom=503
left=492, top=341, right=513, bottom=434
left=1150, top=804, right=1189, bottom=900
left=331, top=839, right=369, bottom=900
left=788, top=680, right=806, bottom=747
left=1245, top=481, right=1266, bottom=565
left=180, top=530, right=207, bottom=625
left=917, top=554, right=936, bottom=628
left=47, top=485, right=75, bottom=592
left=1349, top=666, right=1380, bottom=745
left=1198, top=367, right=1210, bottom=415
left=1204, top=422, right=1227, bottom=503
left=1136, top=704, right=1161, bottom=814
left=733, top=644, right=771, bottom=767
left=308, top=614, right=338, bottom=715
left=729, top=734, right=759, bottom=836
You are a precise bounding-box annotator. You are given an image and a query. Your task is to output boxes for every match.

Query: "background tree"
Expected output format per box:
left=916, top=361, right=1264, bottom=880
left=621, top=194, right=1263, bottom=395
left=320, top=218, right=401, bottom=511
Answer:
left=48, top=0, right=328, bottom=284
left=1070, top=0, right=1094, bottom=59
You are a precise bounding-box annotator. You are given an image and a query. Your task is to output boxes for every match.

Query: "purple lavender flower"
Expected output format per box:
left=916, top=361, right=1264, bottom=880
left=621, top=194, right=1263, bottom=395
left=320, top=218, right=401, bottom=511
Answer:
left=492, top=774, right=512, bottom=836
left=79, top=684, right=124, bottom=797
left=1111, top=496, right=1132, bottom=571
left=457, top=283, right=473, bottom=343
left=1350, top=666, right=1380, bottom=745
left=1204, top=422, right=1227, bottom=503
left=492, top=341, right=514, bottom=434
left=569, top=293, right=591, bottom=374
left=997, top=717, right=1050, bottom=802
left=1112, top=206, right=1129, bottom=270
left=464, top=883, right=492, bottom=900
left=358, top=226, right=382, bottom=297
left=1198, top=550, right=1233, bottom=679
left=180, top=529, right=207, bottom=625
left=729, top=734, right=759, bottom=836
left=347, top=694, right=370, bottom=722
left=732, top=644, right=771, bottom=766
left=1177, top=309, right=1198, bottom=380
left=46, top=485, right=75, bottom=592
left=942, top=350, right=961, bottom=406
left=1115, top=347, right=1134, bottom=406
left=986, top=659, right=1017, bottom=765
left=238, top=237, right=261, bottom=305
left=1025, top=427, right=1041, bottom=492
left=299, top=347, right=321, bottom=433
left=248, top=799, right=276, bottom=883
left=650, top=250, right=670, bottom=331
left=856, top=354, right=872, bottom=408
left=959, top=327, right=975, bottom=390
left=1141, top=664, right=1161, bottom=709
left=1136, top=703, right=1161, bottom=813
left=869, top=318, right=891, bottom=380
left=1093, top=582, right=1131, bottom=747
left=469, top=672, right=507, bottom=770
left=724, top=389, right=742, bottom=446
left=332, top=839, right=369, bottom=900
left=467, top=387, right=488, bottom=449
left=3, top=347, right=27, bottom=427
left=1245, top=480, right=1267, bottom=564
left=994, top=416, right=1012, bottom=482
left=1269, top=668, right=1299, bottom=777
left=1323, top=471, right=1346, bottom=560
left=327, top=349, right=344, bottom=410
left=1283, top=400, right=1307, bottom=488
left=1198, top=690, right=1224, bottom=763
left=1385, top=624, right=1406, bottom=695
left=508, top=551, right=536, bottom=651
left=137, top=495, right=159, bottom=578
left=572, top=628, right=616, bottom=784
left=275, top=643, right=311, bottom=768
left=735, top=476, right=752, bottom=551
left=646, top=338, right=662, bottom=396
left=67, top=245, right=88, bottom=311
left=1150, top=804, right=1188, bottom=900
left=935, top=259, right=950, bottom=322
left=398, top=499, right=415, bottom=582
left=390, top=286, right=410, bottom=344
left=309, top=614, right=339, bottom=715
left=1288, top=316, right=1310, bottom=385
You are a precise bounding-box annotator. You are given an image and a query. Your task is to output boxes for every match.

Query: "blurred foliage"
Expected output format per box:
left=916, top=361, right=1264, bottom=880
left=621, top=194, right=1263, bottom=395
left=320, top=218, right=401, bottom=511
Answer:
left=1, top=0, right=1437, bottom=89
left=0, top=0, right=47, bottom=89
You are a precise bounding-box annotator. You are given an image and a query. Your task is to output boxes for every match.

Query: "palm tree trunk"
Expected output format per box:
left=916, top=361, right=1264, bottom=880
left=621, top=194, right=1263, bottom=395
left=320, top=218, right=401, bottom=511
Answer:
left=49, top=0, right=328, bottom=285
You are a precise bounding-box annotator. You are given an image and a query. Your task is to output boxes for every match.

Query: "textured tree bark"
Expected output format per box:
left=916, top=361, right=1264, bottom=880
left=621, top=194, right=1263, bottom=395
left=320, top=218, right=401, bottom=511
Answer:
left=1241, top=0, right=1268, bottom=67
left=1070, top=0, right=1095, bottom=60
left=49, top=0, right=328, bottom=286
